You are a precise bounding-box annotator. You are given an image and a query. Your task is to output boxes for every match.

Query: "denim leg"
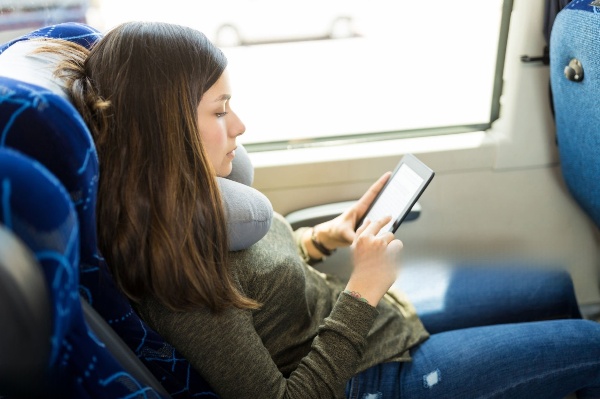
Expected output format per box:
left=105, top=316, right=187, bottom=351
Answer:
left=400, top=319, right=600, bottom=399
left=346, top=362, right=402, bottom=399
left=394, top=263, right=582, bottom=334
left=347, top=319, right=600, bottom=399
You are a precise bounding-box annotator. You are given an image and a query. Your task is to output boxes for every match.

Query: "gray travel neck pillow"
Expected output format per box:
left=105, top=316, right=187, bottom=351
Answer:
left=219, top=144, right=273, bottom=250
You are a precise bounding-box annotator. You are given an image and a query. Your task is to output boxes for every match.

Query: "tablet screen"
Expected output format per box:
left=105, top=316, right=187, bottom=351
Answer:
left=358, top=154, right=434, bottom=234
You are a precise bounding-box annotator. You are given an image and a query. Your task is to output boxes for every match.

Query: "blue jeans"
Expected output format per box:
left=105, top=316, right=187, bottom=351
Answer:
left=346, top=265, right=600, bottom=399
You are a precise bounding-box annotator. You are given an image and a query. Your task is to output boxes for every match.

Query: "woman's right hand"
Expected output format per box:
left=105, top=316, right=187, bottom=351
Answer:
left=344, top=216, right=403, bottom=306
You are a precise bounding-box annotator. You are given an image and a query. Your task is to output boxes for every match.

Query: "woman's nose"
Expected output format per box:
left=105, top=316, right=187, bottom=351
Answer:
left=230, top=112, right=246, bottom=137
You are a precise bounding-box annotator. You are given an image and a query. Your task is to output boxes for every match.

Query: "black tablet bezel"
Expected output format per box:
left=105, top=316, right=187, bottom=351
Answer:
left=357, top=153, right=435, bottom=234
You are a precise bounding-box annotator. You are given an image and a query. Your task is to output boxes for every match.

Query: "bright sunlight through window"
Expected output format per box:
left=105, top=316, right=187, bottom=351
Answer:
left=1, top=0, right=506, bottom=149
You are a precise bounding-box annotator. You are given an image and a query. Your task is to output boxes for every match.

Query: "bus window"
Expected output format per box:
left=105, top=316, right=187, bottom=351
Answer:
left=0, top=0, right=89, bottom=42
left=1, top=0, right=509, bottom=150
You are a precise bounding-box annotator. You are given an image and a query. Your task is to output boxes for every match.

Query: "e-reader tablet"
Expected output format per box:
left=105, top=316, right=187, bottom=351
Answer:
left=357, top=153, right=434, bottom=234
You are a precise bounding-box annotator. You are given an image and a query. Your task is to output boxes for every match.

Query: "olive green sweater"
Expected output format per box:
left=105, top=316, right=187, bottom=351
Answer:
left=137, top=213, right=429, bottom=399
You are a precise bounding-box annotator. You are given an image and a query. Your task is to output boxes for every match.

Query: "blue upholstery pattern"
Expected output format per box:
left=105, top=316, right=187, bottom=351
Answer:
left=0, top=22, right=101, bottom=53
left=0, top=23, right=220, bottom=397
left=0, top=148, right=164, bottom=398
left=550, top=1, right=600, bottom=228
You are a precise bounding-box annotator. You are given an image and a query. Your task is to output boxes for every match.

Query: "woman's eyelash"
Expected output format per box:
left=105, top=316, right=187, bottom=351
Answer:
left=216, top=112, right=228, bottom=117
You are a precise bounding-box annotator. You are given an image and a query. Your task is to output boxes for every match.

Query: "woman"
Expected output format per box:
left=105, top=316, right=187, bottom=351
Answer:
left=48, top=21, right=600, bottom=399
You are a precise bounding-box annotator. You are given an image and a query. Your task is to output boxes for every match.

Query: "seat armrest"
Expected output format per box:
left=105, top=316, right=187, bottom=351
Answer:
left=285, top=201, right=422, bottom=230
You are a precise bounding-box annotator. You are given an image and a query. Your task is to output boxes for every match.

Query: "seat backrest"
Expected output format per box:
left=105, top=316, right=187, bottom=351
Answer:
left=0, top=147, right=165, bottom=398
left=0, top=223, right=51, bottom=397
left=0, top=23, right=219, bottom=397
left=549, top=1, right=600, bottom=229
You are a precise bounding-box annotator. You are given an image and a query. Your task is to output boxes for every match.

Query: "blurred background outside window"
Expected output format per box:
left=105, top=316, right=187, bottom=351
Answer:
left=0, top=0, right=506, bottom=150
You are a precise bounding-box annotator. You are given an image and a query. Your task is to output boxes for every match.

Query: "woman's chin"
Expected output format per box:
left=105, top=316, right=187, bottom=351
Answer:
left=218, top=162, right=233, bottom=178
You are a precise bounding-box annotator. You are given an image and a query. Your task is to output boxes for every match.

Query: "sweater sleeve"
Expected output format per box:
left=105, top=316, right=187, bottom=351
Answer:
left=138, top=292, right=378, bottom=399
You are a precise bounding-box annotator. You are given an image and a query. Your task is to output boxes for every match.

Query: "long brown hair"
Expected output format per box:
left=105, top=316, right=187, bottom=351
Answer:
left=42, top=22, right=257, bottom=312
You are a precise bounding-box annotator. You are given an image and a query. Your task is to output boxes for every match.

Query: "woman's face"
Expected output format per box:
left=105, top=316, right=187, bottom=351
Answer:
left=197, top=69, right=246, bottom=177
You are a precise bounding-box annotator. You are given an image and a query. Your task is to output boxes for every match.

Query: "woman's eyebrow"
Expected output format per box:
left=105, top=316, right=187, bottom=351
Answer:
left=215, top=94, right=231, bottom=102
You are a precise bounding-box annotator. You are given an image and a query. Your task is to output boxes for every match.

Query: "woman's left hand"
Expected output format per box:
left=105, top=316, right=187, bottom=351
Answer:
left=311, top=171, right=392, bottom=251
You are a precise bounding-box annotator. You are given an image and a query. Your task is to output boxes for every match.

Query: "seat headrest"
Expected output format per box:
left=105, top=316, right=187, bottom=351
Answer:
left=0, top=22, right=102, bottom=53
